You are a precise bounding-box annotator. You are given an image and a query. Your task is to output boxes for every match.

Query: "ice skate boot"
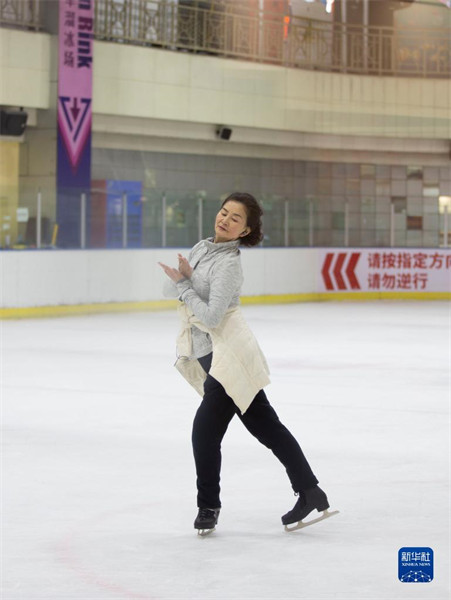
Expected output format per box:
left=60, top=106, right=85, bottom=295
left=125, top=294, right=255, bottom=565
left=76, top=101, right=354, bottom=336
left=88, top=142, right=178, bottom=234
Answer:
left=282, top=486, right=339, bottom=532
left=194, top=508, right=220, bottom=537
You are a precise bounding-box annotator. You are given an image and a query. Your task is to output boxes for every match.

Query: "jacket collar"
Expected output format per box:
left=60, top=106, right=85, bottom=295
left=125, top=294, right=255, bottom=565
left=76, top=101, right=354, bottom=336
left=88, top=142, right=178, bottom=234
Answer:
left=202, top=237, right=241, bottom=253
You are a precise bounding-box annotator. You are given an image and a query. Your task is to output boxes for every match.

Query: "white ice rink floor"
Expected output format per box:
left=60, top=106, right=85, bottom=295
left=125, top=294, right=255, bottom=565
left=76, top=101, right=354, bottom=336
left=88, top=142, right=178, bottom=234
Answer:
left=2, top=301, right=450, bottom=600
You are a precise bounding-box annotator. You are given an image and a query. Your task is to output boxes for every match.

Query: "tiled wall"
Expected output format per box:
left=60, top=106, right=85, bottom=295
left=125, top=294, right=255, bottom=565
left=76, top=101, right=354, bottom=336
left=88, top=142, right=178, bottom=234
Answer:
left=92, top=147, right=450, bottom=248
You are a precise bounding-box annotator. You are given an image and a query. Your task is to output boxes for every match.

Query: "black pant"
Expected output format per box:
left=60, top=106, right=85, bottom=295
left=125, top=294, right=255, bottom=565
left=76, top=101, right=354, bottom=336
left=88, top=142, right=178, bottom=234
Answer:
left=192, top=353, right=319, bottom=508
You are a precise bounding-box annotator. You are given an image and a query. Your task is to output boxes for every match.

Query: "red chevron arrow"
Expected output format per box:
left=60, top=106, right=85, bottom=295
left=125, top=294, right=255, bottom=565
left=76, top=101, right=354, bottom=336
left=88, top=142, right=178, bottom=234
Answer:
left=321, top=251, right=361, bottom=290
left=321, top=253, right=334, bottom=290
left=346, top=252, right=361, bottom=289
left=333, top=253, right=347, bottom=290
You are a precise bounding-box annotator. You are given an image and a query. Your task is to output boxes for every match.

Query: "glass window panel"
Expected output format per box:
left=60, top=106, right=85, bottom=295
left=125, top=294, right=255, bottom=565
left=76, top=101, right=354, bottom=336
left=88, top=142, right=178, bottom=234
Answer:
left=360, top=230, right=376, bottom=247
left=316, top=212, right=332, bottom=229
left=348, top=230, right=361, bottom=246
left=439, top=213, right=450, bottom=246
left=332, top=230, right=345, bottom=246
left=141, top=188, right=164, bottom=248
left=361, top=214, right=376, bottom=228
left=202, top=196, right=222, bottom=240
left=346, top=179, right=360, bottom=195
left=293, top=162, right=306, bottom=177
left=394, top=229, right=406, bottom=246
left=423, top=231, right=439, bottom=246
left=376, top=181, right=390, bottom=195
left=423, top=214, right=439, bottom=230
left=318, top=163, right=332, bottom=178
left=375, top=213, right=390, bottom=230
left=392, top=197, right=407, bottom=213
left=348, top=213, right=360, bottom=229
left=360, top=165, right=375, bottom=178
left=423, top=167, right=439, bottom=183
left=305, top=162, right=319, bottom=177
left=318, top=178, right=331, bottom=194
left=332, top=178, right=346, bottom=194
left=407, top=215, right=423, bottom=230
left=293, top=178, right=305, bottom=196
left=439, top=196, right=451, bottom=214
left=305, top=179, right=317, bottom=194
left=165, top=192, right=199, bottom=247
left=361, top=180, right=376, bottom=195
left=346, top=164, right=360, bottom=178
left=289, top=198, right=311, bottom=247
left=391, top=180, right=406, bottom=195
left=260, top=195, right=285, bottom=247
left=423, top=185, right=439, bottom=197
left=391, top=166, right=406, bottom=180
left=361, top=197, right=376, bottom=214
left=423, top=197, right=439, bottom=214
left=332, top=212, right=345, bottom=229
left=406, top=231, right=422, bottom=246
left=394, top=213, right=407, bottom=228
left=407, top=180, right=423, bottom=196
left=346, top=197, right=361, bottom=212
left=376, top=196, right=391, bottom=213
left=332, top=196, right=346, bottom=211
left=407, top=196, right=423, bottom=213
left=407, top=166, right=423, bottom=180
left=376, top=165, right=391, bottom=179
left=332, top=163, right=347, bottom=178
left=375, top=230, right=390, bottom=247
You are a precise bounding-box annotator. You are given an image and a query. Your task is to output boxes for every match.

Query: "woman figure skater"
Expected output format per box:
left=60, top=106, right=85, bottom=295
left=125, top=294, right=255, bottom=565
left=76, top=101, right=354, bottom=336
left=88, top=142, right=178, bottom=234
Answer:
left=159, top=192, right=337, bottom=535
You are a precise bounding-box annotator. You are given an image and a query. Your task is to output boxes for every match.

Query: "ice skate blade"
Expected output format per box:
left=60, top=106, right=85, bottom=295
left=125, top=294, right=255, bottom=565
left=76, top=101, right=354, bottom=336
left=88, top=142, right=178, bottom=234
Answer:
left=197, top=527, right=216, bottom=537
left=284, top=509, right=339, bottom=532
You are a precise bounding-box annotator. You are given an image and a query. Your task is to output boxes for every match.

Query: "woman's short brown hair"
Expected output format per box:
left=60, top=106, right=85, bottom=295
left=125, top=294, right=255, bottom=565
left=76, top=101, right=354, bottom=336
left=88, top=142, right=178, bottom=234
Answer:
left=221, top=192, right=263, bottom=247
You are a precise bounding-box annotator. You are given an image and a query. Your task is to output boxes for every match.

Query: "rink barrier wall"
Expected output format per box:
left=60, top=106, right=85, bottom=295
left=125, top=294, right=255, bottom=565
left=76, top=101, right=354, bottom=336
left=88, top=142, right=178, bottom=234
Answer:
left=1, top=247, right=449, bottom=319
left=0, top=292, right=449, bottom=320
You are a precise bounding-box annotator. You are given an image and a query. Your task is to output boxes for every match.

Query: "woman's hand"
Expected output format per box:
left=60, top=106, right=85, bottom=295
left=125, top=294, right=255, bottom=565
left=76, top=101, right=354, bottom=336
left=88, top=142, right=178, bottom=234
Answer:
left=158, top=261, right=185, bottom=283
left=177, top=254, right=193, bottom=279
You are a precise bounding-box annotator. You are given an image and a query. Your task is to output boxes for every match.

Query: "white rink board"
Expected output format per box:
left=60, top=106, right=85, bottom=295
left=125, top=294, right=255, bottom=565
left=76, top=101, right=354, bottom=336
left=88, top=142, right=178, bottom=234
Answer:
left=1, top=247, right=449, bottom=309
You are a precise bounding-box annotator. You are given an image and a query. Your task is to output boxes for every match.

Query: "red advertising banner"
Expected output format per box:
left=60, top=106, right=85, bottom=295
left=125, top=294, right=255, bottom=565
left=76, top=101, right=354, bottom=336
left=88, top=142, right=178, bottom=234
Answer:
left=319, top=249, right=451, bottom=293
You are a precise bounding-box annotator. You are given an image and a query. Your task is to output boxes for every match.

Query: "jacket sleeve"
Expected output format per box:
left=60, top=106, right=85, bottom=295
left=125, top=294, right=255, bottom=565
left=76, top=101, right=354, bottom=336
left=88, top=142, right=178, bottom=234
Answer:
left=176, top=257, right=241, bottom=329
left=161, top=245, right=198, bottom=298
left=162, top=278, right=183, bottom=298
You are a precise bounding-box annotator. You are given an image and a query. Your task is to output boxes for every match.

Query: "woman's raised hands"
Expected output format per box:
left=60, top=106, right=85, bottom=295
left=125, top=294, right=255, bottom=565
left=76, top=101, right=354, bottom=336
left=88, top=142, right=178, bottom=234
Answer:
left=158, top=253, right=192, bottom=283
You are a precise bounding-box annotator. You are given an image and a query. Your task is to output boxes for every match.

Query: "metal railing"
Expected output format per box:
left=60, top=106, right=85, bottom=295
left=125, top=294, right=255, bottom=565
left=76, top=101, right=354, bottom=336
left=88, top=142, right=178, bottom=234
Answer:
left=15, top=188, right=449, bottom=250
left=0, top=0, right=40, bottom=30
left=2, top=0, right=449, bottom=78
left=92, top=0, right=450, bottom=78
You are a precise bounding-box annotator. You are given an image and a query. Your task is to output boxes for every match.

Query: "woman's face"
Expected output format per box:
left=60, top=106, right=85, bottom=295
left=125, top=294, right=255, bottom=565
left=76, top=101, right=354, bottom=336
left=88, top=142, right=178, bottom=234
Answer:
left=214, top=200, right=250, bottom=243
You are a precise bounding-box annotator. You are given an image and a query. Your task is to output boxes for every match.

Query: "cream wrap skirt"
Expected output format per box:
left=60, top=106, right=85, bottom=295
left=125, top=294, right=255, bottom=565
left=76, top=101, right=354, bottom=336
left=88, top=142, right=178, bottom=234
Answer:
left=175, top=303, right=270, bottom=414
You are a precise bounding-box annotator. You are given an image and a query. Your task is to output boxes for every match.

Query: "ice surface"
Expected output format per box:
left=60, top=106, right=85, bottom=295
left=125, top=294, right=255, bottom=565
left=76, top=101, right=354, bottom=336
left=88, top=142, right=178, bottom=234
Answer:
left=2, top=301, right=449, bottom=599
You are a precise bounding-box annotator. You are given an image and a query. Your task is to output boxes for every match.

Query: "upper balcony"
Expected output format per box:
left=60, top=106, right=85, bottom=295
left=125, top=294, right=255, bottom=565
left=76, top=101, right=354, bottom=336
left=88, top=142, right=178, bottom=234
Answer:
left=1, top=0, right=450, bottom=79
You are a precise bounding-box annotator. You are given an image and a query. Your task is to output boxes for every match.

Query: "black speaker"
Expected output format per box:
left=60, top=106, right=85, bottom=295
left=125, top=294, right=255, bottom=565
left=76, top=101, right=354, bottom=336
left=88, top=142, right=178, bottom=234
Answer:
left=216, top=126, right=232, bottom=141
left=0, top=109, right=28, bottom=136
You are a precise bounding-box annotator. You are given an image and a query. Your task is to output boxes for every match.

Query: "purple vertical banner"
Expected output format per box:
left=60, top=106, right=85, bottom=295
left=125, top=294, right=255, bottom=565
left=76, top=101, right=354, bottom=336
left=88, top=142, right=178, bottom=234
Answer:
left=57, top=0, right=93, bottom=247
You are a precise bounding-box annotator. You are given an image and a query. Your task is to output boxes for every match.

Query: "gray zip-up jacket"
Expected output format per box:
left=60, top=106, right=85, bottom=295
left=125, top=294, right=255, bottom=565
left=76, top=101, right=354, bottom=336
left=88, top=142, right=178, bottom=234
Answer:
left=162, top=238, right=243, bottom=359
